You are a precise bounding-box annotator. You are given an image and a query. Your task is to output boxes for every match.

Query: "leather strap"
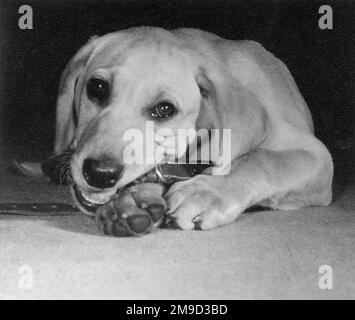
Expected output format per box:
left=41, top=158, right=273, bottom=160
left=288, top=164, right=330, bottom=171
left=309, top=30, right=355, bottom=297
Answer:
left=0, top=202, right=79, bottom=215
left=1, top=153, right=213, bottom=215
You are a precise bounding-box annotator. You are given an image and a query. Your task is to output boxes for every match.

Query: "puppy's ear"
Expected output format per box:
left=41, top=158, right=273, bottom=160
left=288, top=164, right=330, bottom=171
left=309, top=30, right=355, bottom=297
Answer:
left=195, top=71, right=222, bottom=131
left=190, top=71, right=223, bottom=164
left=197, top=65, right=271, bottom=161
left=54, top=36, right=100, bottom=154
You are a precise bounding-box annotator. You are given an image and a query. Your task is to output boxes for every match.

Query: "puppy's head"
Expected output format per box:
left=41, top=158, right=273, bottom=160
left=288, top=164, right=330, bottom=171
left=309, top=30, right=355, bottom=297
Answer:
left=56, top=28, right=220, bottom=214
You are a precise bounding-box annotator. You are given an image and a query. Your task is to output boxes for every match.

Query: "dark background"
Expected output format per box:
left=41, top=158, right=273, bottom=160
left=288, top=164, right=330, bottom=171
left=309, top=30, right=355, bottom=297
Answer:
left=0, top=0, right=354, bottom=193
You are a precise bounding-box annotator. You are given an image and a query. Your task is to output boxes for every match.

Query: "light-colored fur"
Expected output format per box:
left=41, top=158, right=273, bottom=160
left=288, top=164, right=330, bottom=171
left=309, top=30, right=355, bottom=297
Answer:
left=55, top=27, right=333, bottom=230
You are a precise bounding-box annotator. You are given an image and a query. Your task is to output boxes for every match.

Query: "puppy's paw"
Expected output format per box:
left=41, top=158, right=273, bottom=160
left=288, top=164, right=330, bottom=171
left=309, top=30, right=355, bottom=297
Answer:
left=96, top=183, right=167, bottom=237
left=165, top=176, right=240, bottom=230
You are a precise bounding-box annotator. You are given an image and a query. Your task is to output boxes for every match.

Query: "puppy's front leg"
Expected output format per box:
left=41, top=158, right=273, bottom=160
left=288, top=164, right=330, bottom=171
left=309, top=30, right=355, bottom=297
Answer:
left=165, top=148, right=332, bottom=230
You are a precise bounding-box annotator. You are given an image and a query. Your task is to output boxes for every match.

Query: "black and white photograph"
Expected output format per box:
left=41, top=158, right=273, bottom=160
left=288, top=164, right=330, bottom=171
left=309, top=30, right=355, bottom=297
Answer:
left=0, top=0, right=354, bottom=301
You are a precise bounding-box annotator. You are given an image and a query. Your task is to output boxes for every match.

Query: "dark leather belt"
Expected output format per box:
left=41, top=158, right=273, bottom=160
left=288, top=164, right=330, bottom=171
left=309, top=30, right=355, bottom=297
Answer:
left=0, top=202, right=79, bottom=216
left=2, top=156, right=212, bottom=216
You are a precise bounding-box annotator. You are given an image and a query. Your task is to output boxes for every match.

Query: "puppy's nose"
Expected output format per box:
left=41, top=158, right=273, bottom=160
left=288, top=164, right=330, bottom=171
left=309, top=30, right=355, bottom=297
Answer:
left=82, top=157, right=123, bottom=189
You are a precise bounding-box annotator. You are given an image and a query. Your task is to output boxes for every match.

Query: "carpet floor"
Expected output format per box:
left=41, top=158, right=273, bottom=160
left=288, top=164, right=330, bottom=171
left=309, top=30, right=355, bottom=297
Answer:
left=0, top=162, right=354, bottom=299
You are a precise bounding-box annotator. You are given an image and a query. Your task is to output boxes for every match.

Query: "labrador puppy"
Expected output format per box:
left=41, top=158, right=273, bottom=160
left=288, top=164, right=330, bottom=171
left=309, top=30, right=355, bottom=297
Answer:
left=53, top=27, right=333, bottom=234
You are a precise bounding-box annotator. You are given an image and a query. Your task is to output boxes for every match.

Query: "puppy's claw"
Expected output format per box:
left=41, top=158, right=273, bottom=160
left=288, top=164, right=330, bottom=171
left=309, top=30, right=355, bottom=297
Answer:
left=192, top=215, right=203, bottom=230
left=192, top=215, right=202, bottom=223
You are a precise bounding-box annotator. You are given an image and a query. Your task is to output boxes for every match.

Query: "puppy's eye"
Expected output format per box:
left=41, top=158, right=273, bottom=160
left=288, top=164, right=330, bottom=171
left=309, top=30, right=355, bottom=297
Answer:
left=87, top=78, right=110, bottom=103
left=150, top=102, right=176, bottom=119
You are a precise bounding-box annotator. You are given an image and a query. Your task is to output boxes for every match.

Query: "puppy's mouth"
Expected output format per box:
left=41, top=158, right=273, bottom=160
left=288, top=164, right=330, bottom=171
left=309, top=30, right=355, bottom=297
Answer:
left=72, top=169, right=153, bottom=215
left=72, top=185, right=115, bottom=215
left=72, top=170, right=153, bottom=215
